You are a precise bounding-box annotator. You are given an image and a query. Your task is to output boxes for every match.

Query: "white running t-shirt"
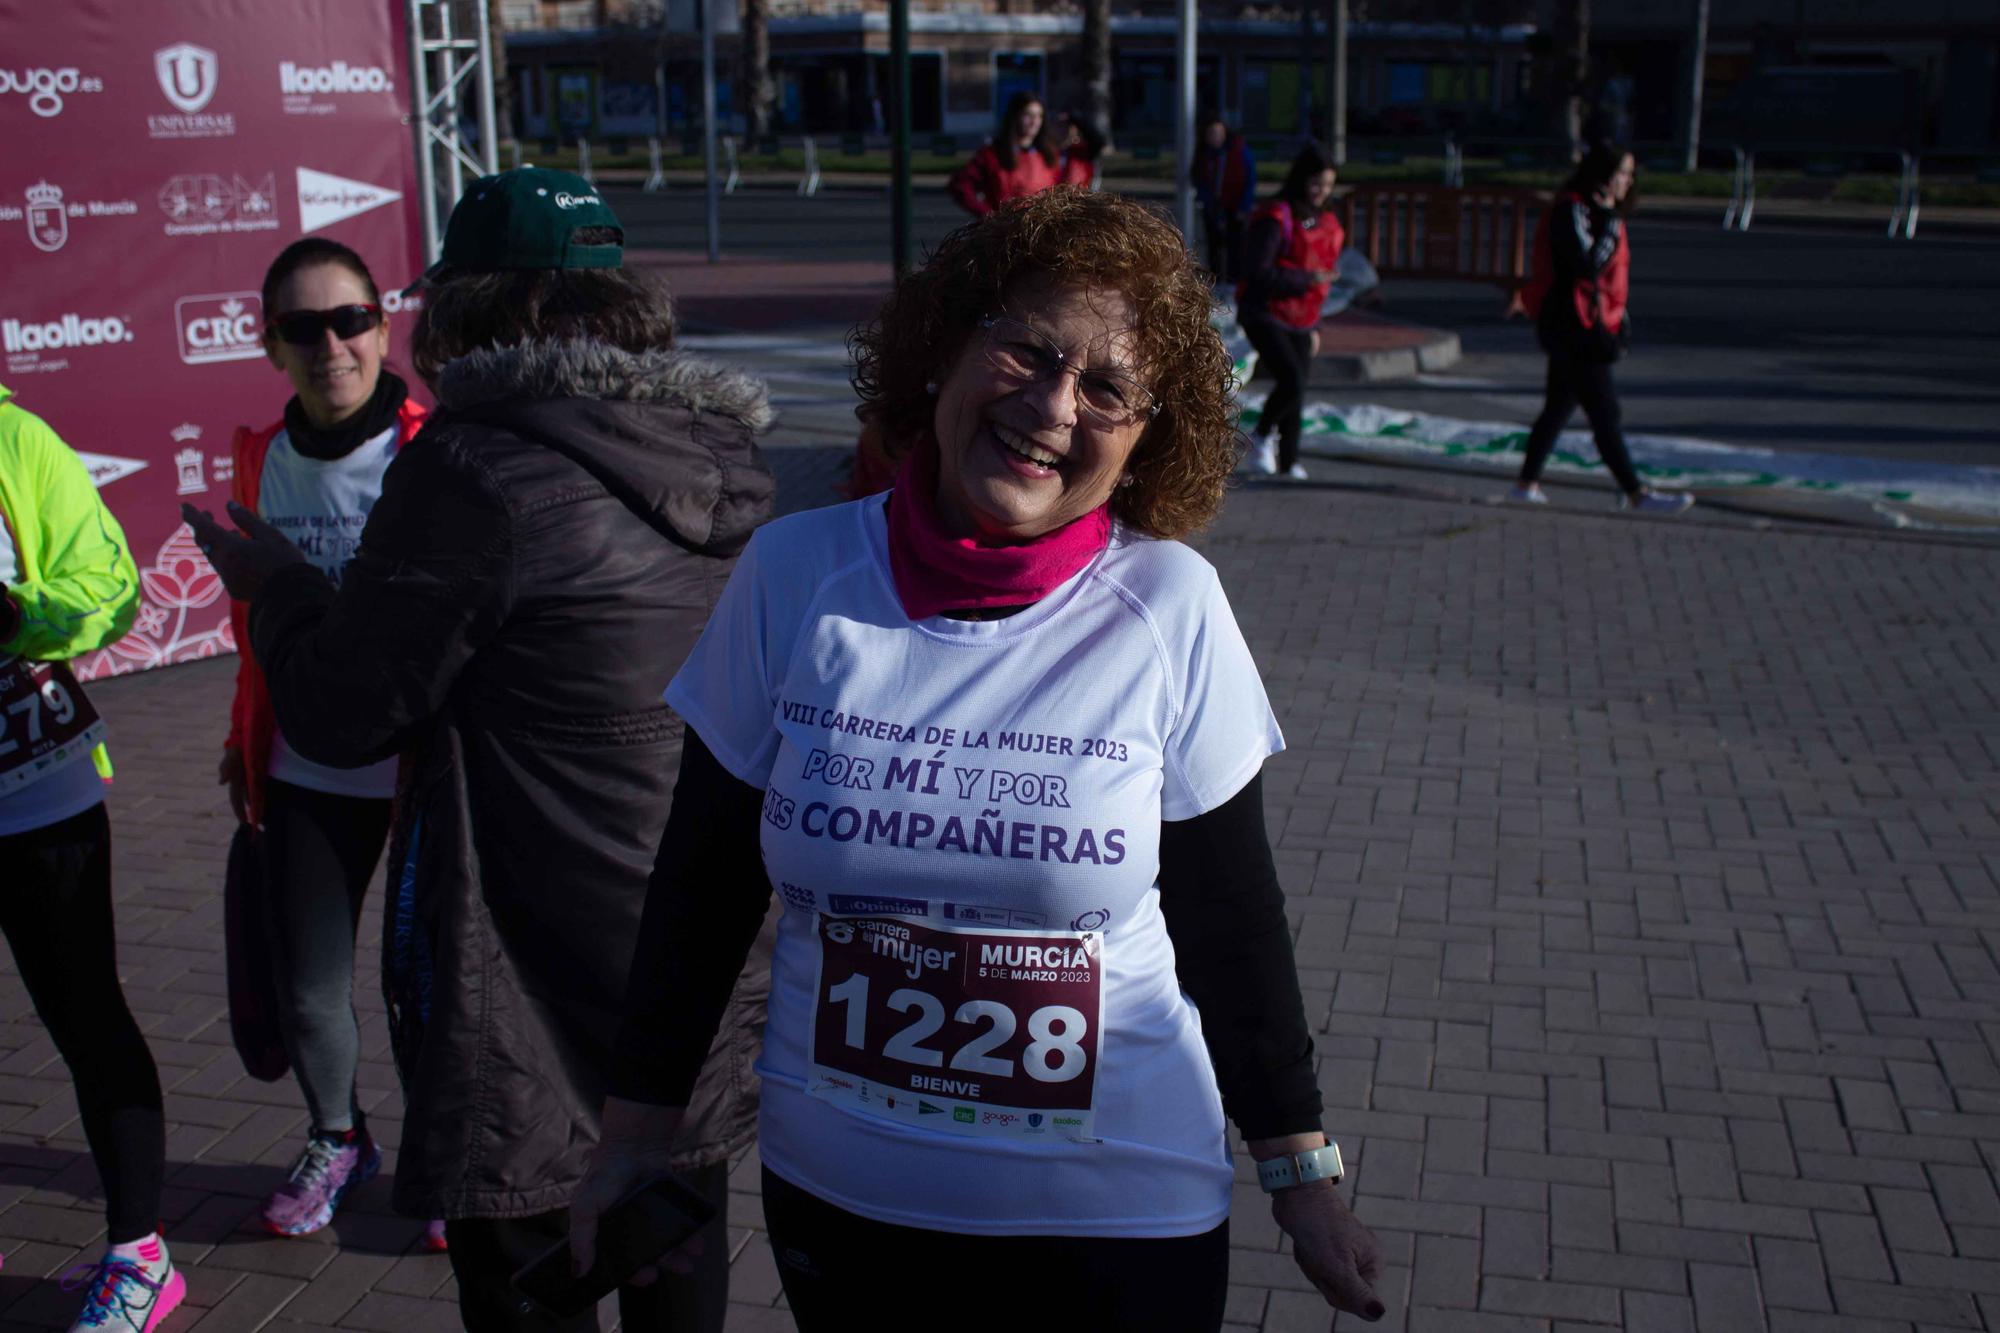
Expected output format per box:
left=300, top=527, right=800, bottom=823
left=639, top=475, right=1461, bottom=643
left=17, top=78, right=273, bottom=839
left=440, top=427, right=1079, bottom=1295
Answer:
left=666, top=494, right=1283, bottom=1237
left=258, top=425, right=399, bottom=800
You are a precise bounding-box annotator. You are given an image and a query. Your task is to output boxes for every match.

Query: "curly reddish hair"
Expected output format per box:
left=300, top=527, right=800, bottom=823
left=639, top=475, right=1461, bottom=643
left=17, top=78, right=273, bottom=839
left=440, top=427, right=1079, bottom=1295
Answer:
left=850, top=188, right=1237, bottom=540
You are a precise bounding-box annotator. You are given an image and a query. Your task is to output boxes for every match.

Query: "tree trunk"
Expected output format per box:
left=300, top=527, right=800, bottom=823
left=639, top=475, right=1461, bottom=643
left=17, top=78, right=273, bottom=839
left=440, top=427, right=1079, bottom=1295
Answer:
left=486, top=0, right=513, bottom=143
left=742, top=0, right=776, bottom=142
left=1551, top=0, right=1591, bottom=157
left=1082, top=0, right=1113, bottom=151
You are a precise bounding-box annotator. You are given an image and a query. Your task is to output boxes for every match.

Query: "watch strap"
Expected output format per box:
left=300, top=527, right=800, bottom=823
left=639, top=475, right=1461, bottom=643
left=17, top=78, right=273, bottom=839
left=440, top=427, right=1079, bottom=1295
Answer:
left=1256, top=1141, right=1344, bottom=1193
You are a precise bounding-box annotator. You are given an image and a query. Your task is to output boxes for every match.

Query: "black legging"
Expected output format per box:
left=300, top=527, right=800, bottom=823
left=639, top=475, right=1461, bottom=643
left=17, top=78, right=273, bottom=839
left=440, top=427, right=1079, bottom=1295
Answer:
left=1, top=804, right=165, bottom=1243
left=443, top=1159, right=731, bottom=1333
left=1204, top=213, right=1244, bottom=284
left=762, top=1167, right=1231, bottom=1332
left=1241, top=314, right=1314, bottom=471
left=260, top=778, right=393, bottom=1134
left=1519, top=348, right=1643, bottom=494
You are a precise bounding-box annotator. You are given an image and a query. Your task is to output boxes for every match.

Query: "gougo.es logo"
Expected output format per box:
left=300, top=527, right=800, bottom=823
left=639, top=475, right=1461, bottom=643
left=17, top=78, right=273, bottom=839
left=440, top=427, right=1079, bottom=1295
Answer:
left=0, top=66, right=105, bottom=117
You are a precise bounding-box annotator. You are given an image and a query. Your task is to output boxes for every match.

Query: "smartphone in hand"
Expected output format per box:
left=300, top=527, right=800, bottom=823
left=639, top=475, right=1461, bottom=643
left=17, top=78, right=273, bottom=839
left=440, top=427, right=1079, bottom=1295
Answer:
left=512, top=1175, right=717, bottom=1318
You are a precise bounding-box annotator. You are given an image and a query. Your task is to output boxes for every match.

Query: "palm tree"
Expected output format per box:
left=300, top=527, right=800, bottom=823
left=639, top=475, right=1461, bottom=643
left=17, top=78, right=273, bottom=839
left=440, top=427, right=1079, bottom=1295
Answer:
left=742, top=0, right=776, bottom=143
left=1081, top=0, right=1112, bottom=150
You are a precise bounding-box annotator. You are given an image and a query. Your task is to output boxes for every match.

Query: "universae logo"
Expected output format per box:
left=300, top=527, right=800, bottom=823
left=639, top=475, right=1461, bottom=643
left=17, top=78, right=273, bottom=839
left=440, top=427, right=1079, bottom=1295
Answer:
left=154, top=43, right=217, bottom=114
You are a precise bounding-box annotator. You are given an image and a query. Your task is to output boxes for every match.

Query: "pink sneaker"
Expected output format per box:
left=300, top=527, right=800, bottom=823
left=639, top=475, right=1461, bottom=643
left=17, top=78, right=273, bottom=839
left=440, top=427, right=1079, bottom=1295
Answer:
left=61, top=1237, right=185, bottom=1333
left=422, top=1218, right=449, bottom=1252
left=262, top=1127, right=380, bottom=1237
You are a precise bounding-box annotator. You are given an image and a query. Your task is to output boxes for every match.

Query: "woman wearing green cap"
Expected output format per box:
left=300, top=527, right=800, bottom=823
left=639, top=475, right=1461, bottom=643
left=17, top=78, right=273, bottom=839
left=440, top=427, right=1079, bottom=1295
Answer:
left=186, top=168, right=776, bottom=1332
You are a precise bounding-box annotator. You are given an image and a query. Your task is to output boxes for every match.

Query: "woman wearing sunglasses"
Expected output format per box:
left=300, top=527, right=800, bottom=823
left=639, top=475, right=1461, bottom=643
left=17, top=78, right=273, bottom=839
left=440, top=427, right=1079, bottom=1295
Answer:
left=218, top=238, right=434, bottom=1244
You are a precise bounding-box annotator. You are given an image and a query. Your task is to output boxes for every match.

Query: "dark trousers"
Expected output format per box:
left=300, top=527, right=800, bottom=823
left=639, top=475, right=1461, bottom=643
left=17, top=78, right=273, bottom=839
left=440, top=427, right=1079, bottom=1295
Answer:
left=443, top=1160, right=731, bottom=1333
left=1203, top=212, right=1245, bottom=283
left=1519, top=348, right=1644, bottom=494
left=762, top=1167, right=1231, bottom=1333
left=1241, top=314, right=1315, bottom=470
left=260, top=779, right=392, bottom=1133
left=0, top=804, right=165, bottom=1243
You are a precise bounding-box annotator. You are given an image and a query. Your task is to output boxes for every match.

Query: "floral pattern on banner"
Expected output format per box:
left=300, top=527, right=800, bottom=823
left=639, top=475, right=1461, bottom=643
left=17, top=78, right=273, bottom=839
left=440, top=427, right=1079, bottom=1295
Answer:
left=75, top=525, right=234, bottom=682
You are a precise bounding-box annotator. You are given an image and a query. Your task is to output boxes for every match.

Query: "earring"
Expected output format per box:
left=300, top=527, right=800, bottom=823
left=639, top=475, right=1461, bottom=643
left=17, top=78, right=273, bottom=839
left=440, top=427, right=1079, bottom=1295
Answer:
left=1117, top=474, right=1137, bottom=489
left=925, top=380, right=939, bottom=395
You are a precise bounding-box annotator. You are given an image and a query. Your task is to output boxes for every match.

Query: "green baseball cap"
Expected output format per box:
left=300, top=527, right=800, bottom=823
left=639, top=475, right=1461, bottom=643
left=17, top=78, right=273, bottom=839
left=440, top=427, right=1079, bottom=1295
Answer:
left=417, top=167, right=623, bottom=285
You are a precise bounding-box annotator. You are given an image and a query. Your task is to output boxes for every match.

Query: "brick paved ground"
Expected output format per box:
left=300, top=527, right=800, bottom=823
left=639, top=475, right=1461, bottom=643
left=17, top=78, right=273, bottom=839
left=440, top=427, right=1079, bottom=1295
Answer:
left=4, top=445, right=1998, bottom=1332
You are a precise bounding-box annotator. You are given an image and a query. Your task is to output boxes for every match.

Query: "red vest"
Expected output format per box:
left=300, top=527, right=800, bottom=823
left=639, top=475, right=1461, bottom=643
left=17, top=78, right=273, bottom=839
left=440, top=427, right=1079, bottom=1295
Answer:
left=1240, top=200, right=1344, bottom=331
left=1521, top=190, right=1630, bottom=334
left=948, top=143, right=1061, bottom=217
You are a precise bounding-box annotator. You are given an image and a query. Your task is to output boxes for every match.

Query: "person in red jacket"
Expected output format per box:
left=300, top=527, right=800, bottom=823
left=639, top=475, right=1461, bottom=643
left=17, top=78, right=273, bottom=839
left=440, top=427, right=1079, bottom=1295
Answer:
left=218, top=239, right=437, bottom=1243
left=1056, top=109, right=1107, bottom=190
left=1511, top=141, right=1692, bottom=514
left=948, top=90, right=1060, bottom=217
left=1192, top=112, right=1257, bottom=282
left=1236, top=144, right=1343, bottom=481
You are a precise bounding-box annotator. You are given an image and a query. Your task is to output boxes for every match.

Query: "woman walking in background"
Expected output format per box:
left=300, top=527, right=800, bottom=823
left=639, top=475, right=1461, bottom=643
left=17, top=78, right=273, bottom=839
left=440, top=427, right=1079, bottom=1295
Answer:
left=1510, top=141, right=1692, bottom=514
left=0, top=386, right=179, bottom=1333
left=1192, top=112, right=1256, bottom=283
left=949, top=91, right=1060, bottom=217
left=1056, top=109, right=1107, bottom=190
left=1237, top=144, right=1343, bottom=481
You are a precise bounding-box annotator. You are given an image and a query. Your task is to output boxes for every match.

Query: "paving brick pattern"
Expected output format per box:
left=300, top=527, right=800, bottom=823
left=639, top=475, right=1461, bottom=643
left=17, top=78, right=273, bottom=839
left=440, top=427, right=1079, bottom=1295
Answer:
left=4, top=454, right=1998, bottom=1332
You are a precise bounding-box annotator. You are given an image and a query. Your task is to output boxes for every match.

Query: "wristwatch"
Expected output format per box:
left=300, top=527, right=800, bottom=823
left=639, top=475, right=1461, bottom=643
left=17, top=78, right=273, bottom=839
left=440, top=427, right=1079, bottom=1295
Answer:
left=1256, top=1141, right=1344, bottom=1193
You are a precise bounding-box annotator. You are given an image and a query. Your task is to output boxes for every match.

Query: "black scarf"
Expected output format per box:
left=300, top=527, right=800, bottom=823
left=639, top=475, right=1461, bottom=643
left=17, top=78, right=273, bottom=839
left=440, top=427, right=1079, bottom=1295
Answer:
left=284, top=371, right=409, bottom=461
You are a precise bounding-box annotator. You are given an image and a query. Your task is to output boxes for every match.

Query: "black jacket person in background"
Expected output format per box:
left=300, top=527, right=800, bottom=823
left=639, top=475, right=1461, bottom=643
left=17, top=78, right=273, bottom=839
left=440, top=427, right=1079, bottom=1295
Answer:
left=187, top=168, right=776, bottom=1333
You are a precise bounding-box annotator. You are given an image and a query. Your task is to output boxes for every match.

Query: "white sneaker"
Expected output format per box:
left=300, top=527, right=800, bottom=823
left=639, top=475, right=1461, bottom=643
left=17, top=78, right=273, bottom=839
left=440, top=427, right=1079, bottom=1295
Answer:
left=1284, top=463, right=1309, bottom=481
left=1622, top=489, right=1695, bottom=516
left=1507, top=484, right=1548, bottom=504
left=1243, top=436, right=1278, bottom=476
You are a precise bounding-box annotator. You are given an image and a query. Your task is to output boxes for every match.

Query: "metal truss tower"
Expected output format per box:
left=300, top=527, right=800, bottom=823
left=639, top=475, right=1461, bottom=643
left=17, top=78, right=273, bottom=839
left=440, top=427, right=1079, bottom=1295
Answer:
left=408, top=0, right=500, bottom=264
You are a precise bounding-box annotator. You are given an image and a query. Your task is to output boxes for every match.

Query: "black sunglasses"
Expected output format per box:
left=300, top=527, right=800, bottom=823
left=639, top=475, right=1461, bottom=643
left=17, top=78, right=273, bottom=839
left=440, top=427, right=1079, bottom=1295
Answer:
left=270, top=303, right=382, bottom=346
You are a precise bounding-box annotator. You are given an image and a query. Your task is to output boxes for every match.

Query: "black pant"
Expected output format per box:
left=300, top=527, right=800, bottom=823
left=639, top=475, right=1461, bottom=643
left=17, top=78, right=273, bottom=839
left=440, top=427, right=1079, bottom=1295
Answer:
left=1203, top=212, right=1244, bottom=283
left=0, top=804, right=165, bottom=1243
left=1241, top=314, right=1315, bottom=470
left=1519, top=348, right=1643, bottom=494
left=761, top=1167, right=1231, bottom=1333
left=443, top=1160, right=731, bottom=1333
left=260, top=779, right=392, bottom=1133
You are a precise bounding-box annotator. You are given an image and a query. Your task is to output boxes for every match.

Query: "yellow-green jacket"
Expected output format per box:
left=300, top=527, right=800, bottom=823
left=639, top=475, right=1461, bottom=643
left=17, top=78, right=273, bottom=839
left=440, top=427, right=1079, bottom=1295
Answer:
left=0, top=382, right=139, bottom=663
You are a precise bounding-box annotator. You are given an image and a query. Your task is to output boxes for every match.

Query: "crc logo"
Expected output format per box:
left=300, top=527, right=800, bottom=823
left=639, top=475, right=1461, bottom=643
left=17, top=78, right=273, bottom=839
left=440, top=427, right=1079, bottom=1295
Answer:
left=824, top=921, right=855, bottom=946
left=0, top=67, right=105, bottom=118
left=175, top=292, right=263, bottom=366
left=155, top=44, right=218, bottom=114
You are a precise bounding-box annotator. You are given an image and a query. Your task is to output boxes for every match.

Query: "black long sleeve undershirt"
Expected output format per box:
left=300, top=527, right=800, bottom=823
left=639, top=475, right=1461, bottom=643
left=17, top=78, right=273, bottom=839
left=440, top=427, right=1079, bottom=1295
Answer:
left=611, top=730, right=1323, bottom=1141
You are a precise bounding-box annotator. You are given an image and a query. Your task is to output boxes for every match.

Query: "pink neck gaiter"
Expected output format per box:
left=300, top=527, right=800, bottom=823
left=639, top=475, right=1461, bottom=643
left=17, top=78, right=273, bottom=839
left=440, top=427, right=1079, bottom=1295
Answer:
left=885, top=435, right=1112, bottom=622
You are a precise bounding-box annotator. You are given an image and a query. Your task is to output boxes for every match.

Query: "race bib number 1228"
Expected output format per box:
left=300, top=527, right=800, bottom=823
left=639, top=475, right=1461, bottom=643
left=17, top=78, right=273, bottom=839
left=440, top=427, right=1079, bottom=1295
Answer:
left=807, top=913, right=1102, bottom=1141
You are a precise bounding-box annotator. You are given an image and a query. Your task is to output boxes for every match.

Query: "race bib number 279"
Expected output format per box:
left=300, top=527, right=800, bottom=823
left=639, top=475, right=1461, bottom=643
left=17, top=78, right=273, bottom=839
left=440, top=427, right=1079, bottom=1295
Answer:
left=0, top=659, right=104, bottom=794
left=808, top=914, right=1102, bottom=1142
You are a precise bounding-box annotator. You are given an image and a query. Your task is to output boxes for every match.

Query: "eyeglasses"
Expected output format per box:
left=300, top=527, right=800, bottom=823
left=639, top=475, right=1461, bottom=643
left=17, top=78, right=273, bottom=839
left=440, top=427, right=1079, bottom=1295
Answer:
left=270, top=304, right=382, bottom=346
left=977, top=314, right=1160, bottom=428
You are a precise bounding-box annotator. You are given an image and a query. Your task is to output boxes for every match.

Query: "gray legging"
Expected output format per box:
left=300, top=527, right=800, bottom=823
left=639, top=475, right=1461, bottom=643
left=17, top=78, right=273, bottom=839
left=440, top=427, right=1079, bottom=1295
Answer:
left=261, top=778, right=392, bottom=1133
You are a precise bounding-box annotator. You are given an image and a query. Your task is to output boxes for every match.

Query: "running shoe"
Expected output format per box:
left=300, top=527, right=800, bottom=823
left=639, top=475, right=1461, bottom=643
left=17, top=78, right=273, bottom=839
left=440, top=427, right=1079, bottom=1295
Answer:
left=62, top=1238, right=184, bottom=1333
left=1243, top=436, right=1278, bottom=476
left=422, top=1218, right=450, bottom=1253
left=1506, top=484, right=1548, bottom=504
left=262, top=1127, right=380, bottom=1237
left=1284, top=463, right=1310, bottom=481
left=1621, top=489, right=1695, bottom=516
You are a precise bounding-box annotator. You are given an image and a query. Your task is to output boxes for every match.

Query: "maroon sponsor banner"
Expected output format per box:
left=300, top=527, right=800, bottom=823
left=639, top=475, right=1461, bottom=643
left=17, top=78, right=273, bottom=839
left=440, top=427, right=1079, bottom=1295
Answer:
left=0, top=0, right=425, bottom=678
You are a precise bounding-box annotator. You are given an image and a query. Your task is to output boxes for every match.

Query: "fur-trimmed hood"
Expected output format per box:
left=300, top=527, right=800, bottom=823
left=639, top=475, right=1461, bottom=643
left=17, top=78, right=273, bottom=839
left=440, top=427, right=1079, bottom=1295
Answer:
left=433, top=337, right=774, bottom=557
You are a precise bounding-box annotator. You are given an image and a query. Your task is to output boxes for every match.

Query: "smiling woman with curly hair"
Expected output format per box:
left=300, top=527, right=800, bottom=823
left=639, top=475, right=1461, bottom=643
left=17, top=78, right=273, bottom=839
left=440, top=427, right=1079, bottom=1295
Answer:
left=576, top=184, right=1387, bottom=1333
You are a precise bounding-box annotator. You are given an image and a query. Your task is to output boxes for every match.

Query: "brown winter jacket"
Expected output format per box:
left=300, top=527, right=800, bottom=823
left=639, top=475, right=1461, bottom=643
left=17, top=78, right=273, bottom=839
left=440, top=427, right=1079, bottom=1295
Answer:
left=247, top=337, right=777, bottom=1218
